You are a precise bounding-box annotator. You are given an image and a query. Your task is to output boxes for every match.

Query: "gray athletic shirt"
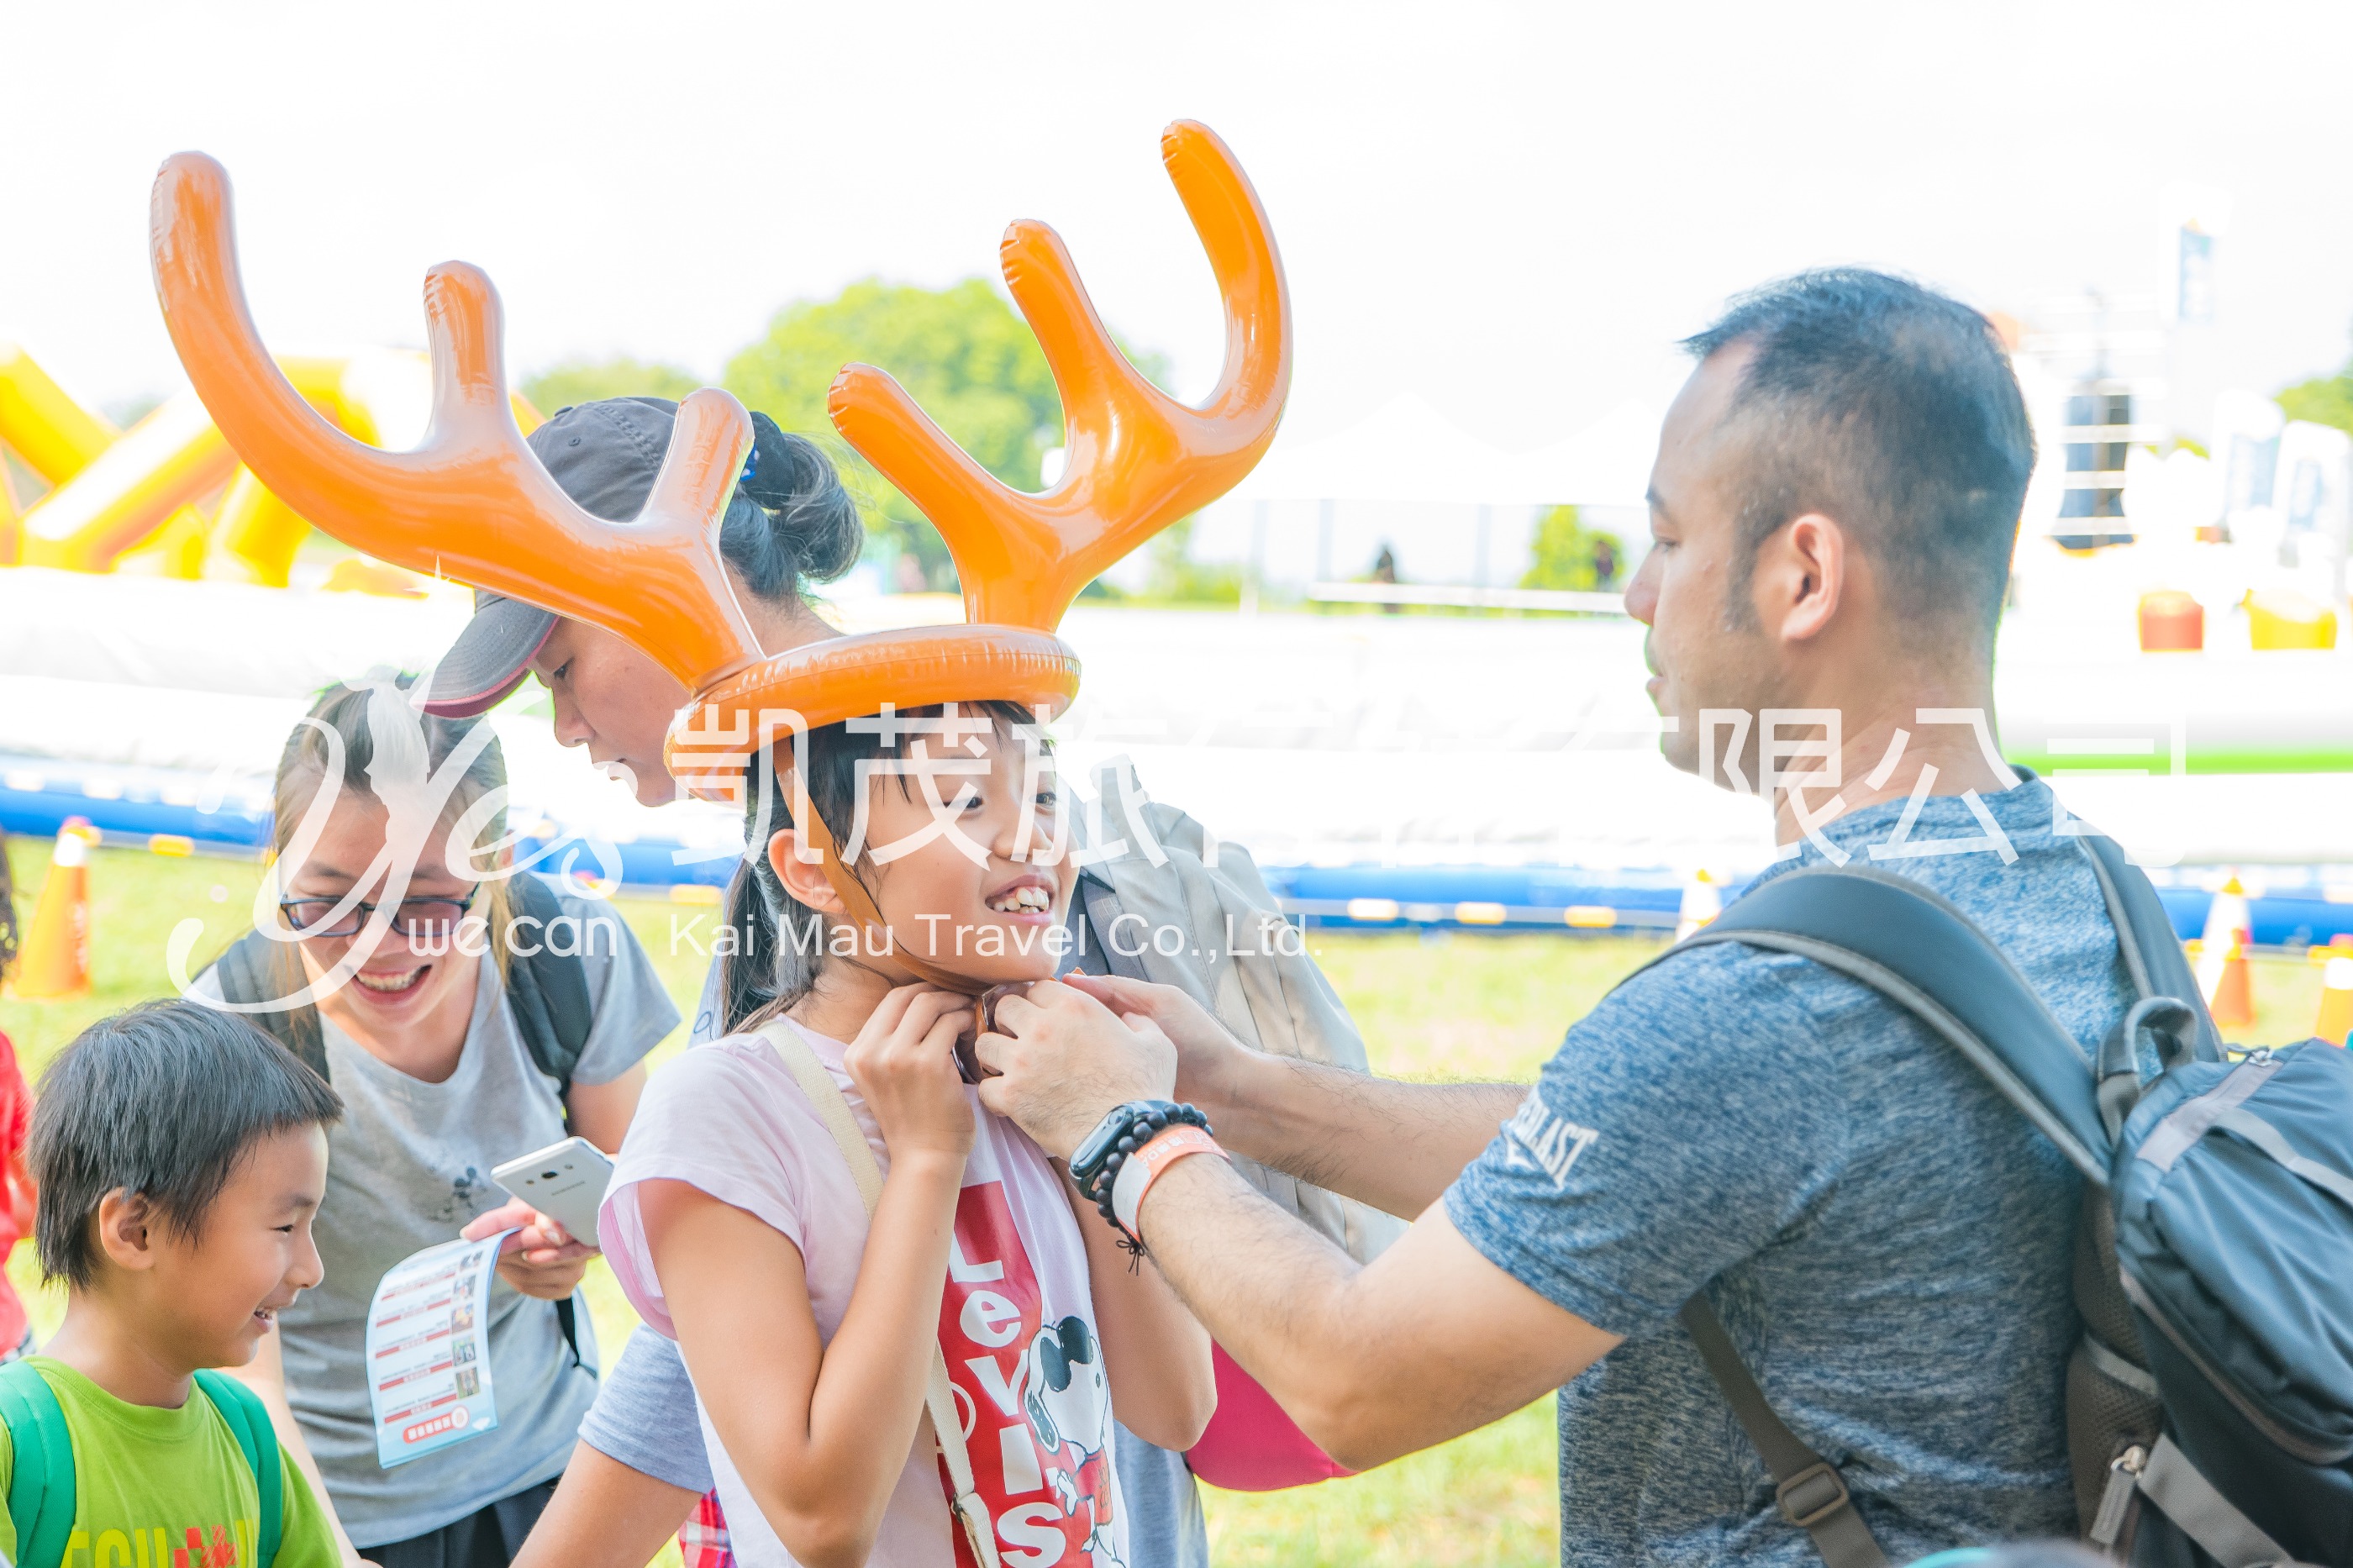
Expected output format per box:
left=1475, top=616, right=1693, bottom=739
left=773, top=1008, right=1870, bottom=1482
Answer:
left=1446, top=776, right=2132, bottom=1565
left=579, top=881, right=1210, bottom=1568
left=201, top=892, right=678, bottom=1545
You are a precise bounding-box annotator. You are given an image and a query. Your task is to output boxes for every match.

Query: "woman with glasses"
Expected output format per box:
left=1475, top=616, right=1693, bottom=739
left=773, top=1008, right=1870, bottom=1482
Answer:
left=195, top=677, right=678, bottom=1568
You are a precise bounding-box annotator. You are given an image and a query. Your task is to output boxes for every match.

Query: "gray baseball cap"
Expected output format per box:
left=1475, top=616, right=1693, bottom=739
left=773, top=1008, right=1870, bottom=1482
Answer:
left=421, top=397, right=694, bottom=718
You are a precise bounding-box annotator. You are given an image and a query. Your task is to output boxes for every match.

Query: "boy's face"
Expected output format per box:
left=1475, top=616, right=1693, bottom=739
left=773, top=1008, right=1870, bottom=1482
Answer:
left=819, top=722, right=1074, bottom=986
left=134, top=1127, right=329, bottom=1369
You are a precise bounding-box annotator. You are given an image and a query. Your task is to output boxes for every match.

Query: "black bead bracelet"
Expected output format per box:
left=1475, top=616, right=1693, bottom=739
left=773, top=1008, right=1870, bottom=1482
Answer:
left=1067, top=1100, right=1213, bottom=1232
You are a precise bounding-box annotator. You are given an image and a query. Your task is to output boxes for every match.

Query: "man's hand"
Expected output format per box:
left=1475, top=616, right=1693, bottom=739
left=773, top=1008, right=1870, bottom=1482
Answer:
left=1058, top=972, right=1253, bottom=1113
left=974, top=979, right=1177, bottom=1160
left=465, top=1197, right=595, bottom=1301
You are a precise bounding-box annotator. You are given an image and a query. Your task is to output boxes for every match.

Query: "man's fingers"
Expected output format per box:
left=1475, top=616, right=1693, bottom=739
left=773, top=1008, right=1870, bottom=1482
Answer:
left=971, top=1029, right=1015, bottom=1075
left=1065, top=971, right=1184, bottom=1009
left=991, top=990, right=1045, bottom=1034
left=974, top=1072, right=1018, bottom=1121
left=1122, top=1012, right=1173, bottom=1044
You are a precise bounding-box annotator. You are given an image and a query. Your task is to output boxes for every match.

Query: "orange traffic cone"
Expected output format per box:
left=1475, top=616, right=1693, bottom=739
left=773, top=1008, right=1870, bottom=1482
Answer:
left=2315, top=955, right=2353, bottom=1047
left=1676, top=868, right=1722, bottom=943
left=2194, top=876, right=2255, bottom=1031
left=9, top=818, right=94, bottom=1000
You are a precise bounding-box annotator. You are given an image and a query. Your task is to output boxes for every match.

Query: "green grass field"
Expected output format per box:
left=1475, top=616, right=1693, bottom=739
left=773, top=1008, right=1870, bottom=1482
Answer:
left=0, top=839, right=2329, bottom=1565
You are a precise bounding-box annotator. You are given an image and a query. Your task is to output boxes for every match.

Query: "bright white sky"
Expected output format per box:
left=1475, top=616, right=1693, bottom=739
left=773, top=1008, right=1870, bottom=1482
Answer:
left=8, top=0, right=2351, bottom=451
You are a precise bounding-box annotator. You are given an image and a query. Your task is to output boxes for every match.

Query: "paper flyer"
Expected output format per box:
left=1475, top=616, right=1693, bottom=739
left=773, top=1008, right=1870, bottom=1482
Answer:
left=366, top=1229, right=512, bottom=1467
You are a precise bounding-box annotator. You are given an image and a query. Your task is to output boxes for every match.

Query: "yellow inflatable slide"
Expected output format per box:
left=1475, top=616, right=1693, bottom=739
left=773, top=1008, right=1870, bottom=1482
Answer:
left=0, top=343, right=537, bottom=584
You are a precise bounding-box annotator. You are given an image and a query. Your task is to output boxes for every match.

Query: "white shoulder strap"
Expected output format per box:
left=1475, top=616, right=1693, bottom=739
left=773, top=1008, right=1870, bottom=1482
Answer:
left=756, top=1021, right=1002, bottom=1568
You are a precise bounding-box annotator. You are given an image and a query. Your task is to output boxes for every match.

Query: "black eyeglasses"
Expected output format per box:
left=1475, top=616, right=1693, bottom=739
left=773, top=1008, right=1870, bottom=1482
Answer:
left=279, top=889, right=479, bottom=941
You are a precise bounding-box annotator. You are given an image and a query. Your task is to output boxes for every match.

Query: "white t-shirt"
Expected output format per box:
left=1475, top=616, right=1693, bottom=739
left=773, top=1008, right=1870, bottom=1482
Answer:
left=602, top=1018, right=1129, bottom=1568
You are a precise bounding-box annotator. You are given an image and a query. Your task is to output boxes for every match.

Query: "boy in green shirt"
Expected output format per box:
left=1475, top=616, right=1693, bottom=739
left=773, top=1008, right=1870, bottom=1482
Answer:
left=3, top=1000, right=347, bottom=1568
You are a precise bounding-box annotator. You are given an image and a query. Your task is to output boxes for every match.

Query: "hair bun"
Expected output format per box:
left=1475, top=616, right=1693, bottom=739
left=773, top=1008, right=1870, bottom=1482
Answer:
left=724, top=412, right=866, bottom=592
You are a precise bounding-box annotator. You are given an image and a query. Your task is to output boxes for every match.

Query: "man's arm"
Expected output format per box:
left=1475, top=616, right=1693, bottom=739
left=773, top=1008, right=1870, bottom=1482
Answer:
left=1060, top=972, right=1527, bottom=1218
left=976, top=982, right=1615, bottom=1470
left=1124, top=1154, right=1618, bottom=1470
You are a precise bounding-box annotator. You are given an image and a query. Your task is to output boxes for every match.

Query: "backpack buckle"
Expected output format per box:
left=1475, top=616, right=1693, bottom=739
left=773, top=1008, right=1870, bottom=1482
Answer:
left=1776, top=1460, right=1852, bottom=1529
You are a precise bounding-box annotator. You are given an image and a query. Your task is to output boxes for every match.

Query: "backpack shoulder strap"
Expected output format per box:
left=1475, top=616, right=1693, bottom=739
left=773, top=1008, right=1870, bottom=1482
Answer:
left=0, top=1361, right=75, bottom=1568
left=1673, top=863, right=2112, bottom=1181
left=192, top=1371, right=282, bottom=1568
left=1677, top=1299, right=1887, bottom=1568
left=751, top=1022, right=1002, bottom=1568
left=2074, top=834, right=2222, bottom=1060
left=505, top=877, right=593, bottom=1100
left=1640, top=864, right=2118, bottom=1568
left=205, top=934, right=329, bottom=1084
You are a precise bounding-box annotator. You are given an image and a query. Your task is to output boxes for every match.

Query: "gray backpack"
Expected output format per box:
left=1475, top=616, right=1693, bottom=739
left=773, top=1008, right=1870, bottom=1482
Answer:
left=1068, top=759, right=1404, bottom=1267
left=1667, top=836, right=2350, bottom=1567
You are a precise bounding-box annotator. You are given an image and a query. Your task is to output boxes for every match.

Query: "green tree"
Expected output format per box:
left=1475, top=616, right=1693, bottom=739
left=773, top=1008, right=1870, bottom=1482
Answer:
left=521, top=358, right=702, bottom=417
left=2279, top=360, right=2353, bottom=439
left=725, top=279, right=1063, bottom=589
left=1521, top=504, right=1624, bottom=592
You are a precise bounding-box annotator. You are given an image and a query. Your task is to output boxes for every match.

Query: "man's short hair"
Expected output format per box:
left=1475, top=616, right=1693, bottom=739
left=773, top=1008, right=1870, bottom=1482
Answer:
left=1682, top=269, right=2035, bottom=645
left=32, top=1000, right=343, bottom=1288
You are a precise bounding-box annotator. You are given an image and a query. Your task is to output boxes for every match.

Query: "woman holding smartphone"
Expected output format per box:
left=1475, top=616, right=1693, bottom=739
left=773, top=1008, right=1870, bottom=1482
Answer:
left=197, top=676, right=678, bottom=1568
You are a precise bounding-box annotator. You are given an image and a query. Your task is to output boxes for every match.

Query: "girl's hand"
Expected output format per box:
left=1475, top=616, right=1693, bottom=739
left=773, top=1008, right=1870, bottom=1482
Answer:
left=843, top=985, right=976, bottom=1161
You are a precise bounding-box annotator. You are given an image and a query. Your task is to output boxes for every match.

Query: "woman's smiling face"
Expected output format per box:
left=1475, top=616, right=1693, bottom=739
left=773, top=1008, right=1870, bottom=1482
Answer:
left=282, top=789, right=484, bottom=1043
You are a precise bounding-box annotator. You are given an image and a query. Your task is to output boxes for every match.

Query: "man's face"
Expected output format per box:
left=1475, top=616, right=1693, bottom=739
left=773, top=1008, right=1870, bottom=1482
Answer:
left=1624, top=345, right=1777, bottom=786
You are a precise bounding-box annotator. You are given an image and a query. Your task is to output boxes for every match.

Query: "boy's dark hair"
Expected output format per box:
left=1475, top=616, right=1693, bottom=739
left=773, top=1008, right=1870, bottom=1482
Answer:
left=1682, top=268, right=2035, bottom=650
left=32, top=1000, right=343, bottom=1288
left=0, top=832, right=16, bottom=979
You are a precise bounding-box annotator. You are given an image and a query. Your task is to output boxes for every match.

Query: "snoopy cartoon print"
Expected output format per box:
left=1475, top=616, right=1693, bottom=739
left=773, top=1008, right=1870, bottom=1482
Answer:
left=1021, top=1314, right=1120, bottom=1565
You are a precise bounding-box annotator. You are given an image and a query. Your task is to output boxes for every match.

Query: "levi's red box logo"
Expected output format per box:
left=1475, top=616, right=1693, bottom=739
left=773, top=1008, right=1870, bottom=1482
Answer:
left=938, top=1175, right=1119, bottom=1566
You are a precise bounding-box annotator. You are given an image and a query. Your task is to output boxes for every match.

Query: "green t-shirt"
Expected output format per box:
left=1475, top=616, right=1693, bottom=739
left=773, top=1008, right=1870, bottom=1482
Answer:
left=0, top=1359, right=340, bottom=1568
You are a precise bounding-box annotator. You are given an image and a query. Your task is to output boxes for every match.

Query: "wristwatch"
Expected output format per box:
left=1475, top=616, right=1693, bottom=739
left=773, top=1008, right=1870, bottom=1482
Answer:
left=1068, top=1100, right=1211, bottom=1209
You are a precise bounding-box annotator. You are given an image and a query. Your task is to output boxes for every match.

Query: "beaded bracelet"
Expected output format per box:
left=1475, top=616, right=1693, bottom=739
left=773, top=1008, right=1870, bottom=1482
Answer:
left=1067, top=1100, right=1213, bottom=1235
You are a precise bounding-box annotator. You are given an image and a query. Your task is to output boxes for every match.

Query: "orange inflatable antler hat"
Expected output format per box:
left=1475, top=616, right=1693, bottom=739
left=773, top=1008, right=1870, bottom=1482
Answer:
left=674, top=118, right=1291, bottom=783
left=148, top=123, right=1290, bottom=797
left=150, top=152, right=765, bottom=701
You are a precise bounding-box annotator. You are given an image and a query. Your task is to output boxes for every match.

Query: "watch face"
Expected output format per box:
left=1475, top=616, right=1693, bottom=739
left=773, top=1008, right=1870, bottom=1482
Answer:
left=1073, top=1111, right=1129, bottom=1174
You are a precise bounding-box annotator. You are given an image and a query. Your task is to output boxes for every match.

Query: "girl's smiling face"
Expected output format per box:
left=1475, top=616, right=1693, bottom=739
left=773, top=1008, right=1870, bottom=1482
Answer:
left=771, top=718, right=1072, bottom=987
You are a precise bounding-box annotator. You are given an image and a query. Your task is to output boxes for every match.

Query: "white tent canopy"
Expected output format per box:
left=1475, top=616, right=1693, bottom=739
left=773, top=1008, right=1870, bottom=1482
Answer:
left=1229, top=394, right=1657, bottom=508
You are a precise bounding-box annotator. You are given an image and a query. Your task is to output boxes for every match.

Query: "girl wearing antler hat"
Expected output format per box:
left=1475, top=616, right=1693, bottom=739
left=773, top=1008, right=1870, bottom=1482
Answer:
left=598, top=699, right=1214, bottom=1568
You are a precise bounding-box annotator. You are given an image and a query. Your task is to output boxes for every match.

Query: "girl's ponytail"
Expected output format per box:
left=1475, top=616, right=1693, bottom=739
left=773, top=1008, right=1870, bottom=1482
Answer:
left=719, top=412, right=865, bottom=604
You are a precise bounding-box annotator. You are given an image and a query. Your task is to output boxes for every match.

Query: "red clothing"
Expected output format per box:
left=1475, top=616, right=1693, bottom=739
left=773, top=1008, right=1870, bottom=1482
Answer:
left=0, top=1029, right=33, bottom=1350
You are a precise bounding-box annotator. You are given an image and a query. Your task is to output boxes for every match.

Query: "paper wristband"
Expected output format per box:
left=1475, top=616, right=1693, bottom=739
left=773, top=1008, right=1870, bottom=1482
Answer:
left=1112, top=1125, right=1229, bottom=1237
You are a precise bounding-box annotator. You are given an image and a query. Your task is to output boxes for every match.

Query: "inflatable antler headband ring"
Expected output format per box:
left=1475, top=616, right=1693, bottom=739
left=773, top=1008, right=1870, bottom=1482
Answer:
left=149, top=123, right=1290, bottom=991
left=149, top=154, right=765, bottom=699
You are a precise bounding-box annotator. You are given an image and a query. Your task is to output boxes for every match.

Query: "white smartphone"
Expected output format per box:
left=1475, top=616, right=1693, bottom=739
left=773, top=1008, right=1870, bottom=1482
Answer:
left=492, top=1137, right=615, bottom=1250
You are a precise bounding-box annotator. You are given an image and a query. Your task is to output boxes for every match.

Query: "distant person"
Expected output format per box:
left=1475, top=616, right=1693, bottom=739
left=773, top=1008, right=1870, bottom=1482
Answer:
left=8, top=999, right=345, bottom=1565
left=1590, top=535, right=1618, bottom=590
left=0, top=834, right=34, bottom=1361
left=972, top=271, right=2149, bottom=1564
left=1371, top=544, right=1401, bottom=613
left=197, top=680, right=676, bottom=1568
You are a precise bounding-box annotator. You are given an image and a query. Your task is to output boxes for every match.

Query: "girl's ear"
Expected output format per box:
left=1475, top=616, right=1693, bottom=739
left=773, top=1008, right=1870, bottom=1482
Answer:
left=768, top=830, right=846, bottom=916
